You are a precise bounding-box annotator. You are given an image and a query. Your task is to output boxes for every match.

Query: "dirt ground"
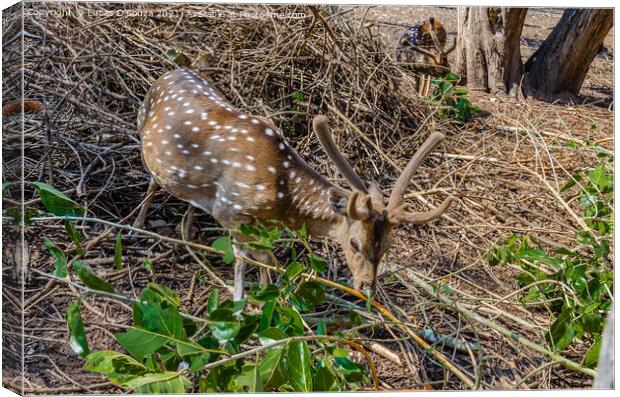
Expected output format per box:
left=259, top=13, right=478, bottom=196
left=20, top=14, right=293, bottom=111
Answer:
left=2, top=4, right=614, bottom=394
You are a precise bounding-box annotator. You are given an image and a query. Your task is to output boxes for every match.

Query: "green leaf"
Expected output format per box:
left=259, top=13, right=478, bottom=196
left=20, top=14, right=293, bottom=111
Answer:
left=84, top=350, right=145, bottom=375
left=233, top=364, right=263, bottom=392
left=211, top=235, right=235, bottom=264
left=582, top=337, right=602, bottom=368
left=2, top=181, right=12, bottom=199
left=317, top=319, right=326, bottom=336
left=259, top=298, right=277, bottom=331
left=114, top=328, right=168, bottom=360
left=258, top=327, right=288, bottom=346
left=208, top=309, right=240, bottom=342
left=143, top=257, right=155, bottom=276
left=297, top=281, right=326, bottom=305
left=73, top=260, right=115, bottom=293
left=285, top=261, right=305, bottom=281
left=313, top=365, right=337, bottom=391
left=114, top=232, right=123, bottom=270
left=259, top=348, right=286, bottom=389
left=136, top=290, right=185, bottom=339
left=31, top=182, right=83, bottom=216
left=66, top=301, right=89, bottom=357
left=248, top=284, right=279, bottom=302
left=43, top=236, right=68, bottom=278
left=546, top=311, right=574, bottom=351
left=287, top=340, right=312, bottom=392
left=146, top=282, right=181, bottom=307
left=123, top=371, right=191, bottom=393
left=64, top=219, right=84, bottom=255
left=207, top=289, right=219, bottom=315
left=275, top=307, right=304, bottom=336
left=333, top=348, right=349, bottom=358
left=309, top=255, right=327, bottom=272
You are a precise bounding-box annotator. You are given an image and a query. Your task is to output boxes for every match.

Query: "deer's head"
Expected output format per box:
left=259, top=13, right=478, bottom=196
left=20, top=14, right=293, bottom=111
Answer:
left=410, top=19, right=456, bottom=68
left=313, top=116, right=452, bottom=291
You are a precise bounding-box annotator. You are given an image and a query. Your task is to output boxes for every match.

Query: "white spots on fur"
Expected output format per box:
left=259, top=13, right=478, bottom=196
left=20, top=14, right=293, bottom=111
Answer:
left=194, top=165, right=203, bottom=170
left=184, top=120, right=192, bottom=125
left=203, top=150, right=212, bottom=156
left=278, top=142, right=285, bottom=150
left=191, top=126, right=200, bottom=132
left=267, top=166, right=277, bottom=174
left=245, top=155, right=255, bottom=161
left=162, top=140, right=169, bottom=145
left=277, top=192, right=285, bottom=198
left=246, top=137, right=255, bottom=142
left=282, top=161, right=290, bottom=168
left=235, top=182, right=250, bottom=189
left=245, top=164, right=256, bottom=172
left=173, top=133, right=181, bottom=139
left=210, top=158, right=218, bottom=163
left=210, top=135, right=221, bottom=140
left=265, top=128, right=274, bottom=136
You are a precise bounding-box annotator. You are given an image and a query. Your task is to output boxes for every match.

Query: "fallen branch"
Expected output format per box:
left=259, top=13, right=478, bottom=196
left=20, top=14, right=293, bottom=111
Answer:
left=397, top=272, right=597, bottom=378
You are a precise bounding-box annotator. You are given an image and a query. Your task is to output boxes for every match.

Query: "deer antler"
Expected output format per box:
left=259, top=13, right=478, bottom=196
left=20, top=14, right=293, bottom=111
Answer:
left=443, top=37, right=457, bottom=55
left=387, top=132, right=452, bottom=224
left=313, top=115, right=368, bottom=193
left=407, top=44, right=438, bottom=60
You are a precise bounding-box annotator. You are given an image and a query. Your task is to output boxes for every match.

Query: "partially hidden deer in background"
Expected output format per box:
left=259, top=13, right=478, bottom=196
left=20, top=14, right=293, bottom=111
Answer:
left=136, top=67, right=453, bottom=300
left=395, top=17, right=456, bottom=96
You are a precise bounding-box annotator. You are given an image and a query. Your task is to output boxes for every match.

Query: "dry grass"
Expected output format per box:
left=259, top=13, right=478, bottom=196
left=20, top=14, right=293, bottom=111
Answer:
left=2, top=2, right=613, bottom=393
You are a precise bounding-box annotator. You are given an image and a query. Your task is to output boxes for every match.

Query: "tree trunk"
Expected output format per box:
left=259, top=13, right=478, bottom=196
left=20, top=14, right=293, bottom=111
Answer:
left=455, top=7, right=527, bottom=96
left=524, top=9, right=612, bottom=101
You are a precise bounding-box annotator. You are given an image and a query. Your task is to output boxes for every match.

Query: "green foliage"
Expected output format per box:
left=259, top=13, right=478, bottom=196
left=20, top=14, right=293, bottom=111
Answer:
left=73, top=260, right=115, bottom=293
left=43, top=236, right=68, bottom=278
left=428, top=73, right=484, bottom=123
left=66, top=301, right=89, bottom=357
left=487, top=159, right=613, bottom=365
left=59, top=223, right=370, bottom=393
left=114, top=231, right=123, bottom=270
left=31, top=181, right=83, bottom=216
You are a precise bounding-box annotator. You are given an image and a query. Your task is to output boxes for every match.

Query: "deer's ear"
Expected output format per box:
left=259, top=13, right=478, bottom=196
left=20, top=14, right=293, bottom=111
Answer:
left=327, top=188, right=349, bottom=216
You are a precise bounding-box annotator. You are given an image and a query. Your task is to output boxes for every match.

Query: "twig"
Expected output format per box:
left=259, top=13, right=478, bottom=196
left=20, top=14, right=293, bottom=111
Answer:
left=397, top=271, right=597, bottom=377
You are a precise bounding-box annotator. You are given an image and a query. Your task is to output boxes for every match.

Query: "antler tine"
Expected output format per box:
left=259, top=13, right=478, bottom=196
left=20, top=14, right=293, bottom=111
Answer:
left=313, top=115, right=368, bottom=193
left=443, top=37, right=457, bottom=55
left=390, top=196, right=453, bottom=225
left=407, top=44, right=437, bottom=59
left=387, top=132, right=445, bottom=212
left=428, top=28, right=443, bottom=52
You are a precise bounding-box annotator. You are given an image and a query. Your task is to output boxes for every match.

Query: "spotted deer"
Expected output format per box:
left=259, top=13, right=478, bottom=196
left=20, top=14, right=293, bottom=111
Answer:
left=137, top=67, right=452, bottom=300
left=395, top=17, right=456, bottom=95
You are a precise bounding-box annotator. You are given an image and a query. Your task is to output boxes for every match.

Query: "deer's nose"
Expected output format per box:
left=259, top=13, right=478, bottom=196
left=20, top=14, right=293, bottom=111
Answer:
left=359, top=280, right=376, bottom=294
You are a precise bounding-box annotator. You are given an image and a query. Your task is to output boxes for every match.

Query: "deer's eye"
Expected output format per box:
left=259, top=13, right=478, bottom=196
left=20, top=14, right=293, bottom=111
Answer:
left=350, top=238, right=361, bottom=253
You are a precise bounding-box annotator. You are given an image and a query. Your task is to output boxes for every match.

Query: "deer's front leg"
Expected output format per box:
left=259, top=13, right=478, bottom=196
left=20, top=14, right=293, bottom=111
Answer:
left=233, top=245, right=248, bottom=301
left=131, top=177, right=159, bottom=231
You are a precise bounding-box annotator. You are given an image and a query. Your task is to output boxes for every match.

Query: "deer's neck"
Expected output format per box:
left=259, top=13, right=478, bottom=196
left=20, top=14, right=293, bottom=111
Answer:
left=279, top=159, right=346, bottom=238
